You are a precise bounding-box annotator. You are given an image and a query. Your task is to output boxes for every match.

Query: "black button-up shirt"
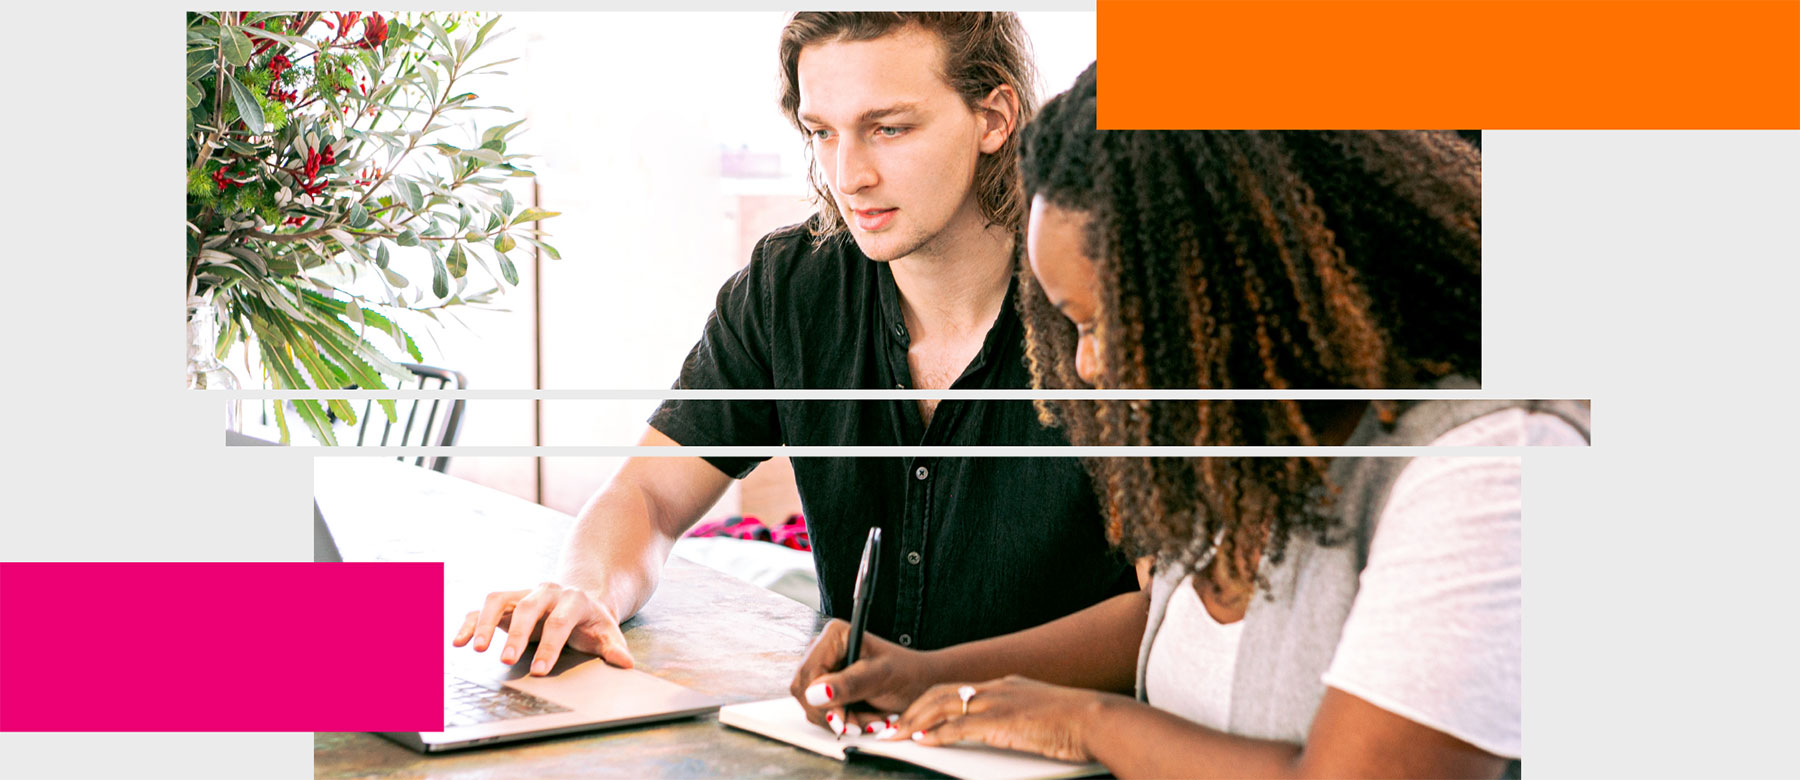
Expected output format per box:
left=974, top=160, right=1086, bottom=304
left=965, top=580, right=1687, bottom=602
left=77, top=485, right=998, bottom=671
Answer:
left=648, top=220, right=1134, bottom=650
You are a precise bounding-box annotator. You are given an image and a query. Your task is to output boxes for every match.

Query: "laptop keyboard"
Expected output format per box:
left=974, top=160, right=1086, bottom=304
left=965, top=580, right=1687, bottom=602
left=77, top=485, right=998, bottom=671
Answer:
left=444, top=673, right=573, bottom=729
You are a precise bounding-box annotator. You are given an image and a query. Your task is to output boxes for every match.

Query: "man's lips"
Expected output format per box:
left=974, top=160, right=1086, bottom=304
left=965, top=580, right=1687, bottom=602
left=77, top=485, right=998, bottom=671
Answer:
left=852, top=207, right=897, bottom=231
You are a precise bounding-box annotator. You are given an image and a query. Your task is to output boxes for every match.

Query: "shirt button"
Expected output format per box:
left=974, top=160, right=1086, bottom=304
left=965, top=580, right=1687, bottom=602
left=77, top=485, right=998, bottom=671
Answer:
left=893, top=323, right=905, bottom=338
left=897, top=634, right=913, bottom=647
left=914, top=466, right=929, bottom=480
left=895, top=383, right=904, bottom=389
left=906, top=551, right=921, bottom=565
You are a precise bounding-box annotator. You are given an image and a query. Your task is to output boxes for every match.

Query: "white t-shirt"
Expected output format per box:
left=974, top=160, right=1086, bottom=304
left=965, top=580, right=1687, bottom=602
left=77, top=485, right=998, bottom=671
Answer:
left=1145, top=407, right=1585, bottom=758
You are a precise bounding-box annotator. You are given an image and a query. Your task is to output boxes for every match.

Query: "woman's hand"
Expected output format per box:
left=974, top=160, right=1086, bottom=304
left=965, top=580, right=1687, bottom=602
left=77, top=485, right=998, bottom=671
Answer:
left=789, top=619, right=941, bottom=736
left=885, top=675, right=1117, bottom=763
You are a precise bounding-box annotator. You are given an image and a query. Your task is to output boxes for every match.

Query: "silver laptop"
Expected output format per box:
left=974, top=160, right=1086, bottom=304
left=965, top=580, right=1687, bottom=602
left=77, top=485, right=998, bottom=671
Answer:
left=312, top=500, right=723, bottom=752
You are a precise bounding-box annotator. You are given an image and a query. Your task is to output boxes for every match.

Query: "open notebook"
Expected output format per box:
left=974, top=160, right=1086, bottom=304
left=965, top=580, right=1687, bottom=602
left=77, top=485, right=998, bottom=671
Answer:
left=719, top=697, right=1106, bottom=780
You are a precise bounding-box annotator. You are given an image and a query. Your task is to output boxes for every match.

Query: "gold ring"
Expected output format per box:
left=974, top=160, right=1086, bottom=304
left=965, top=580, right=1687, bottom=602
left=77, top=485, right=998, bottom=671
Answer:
left=958, top=685, right=976, bottom=715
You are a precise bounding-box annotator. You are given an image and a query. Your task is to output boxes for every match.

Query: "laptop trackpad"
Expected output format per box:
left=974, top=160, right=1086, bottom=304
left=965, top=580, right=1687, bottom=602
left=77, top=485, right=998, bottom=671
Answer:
left=455, top=646, right=718, bottom=716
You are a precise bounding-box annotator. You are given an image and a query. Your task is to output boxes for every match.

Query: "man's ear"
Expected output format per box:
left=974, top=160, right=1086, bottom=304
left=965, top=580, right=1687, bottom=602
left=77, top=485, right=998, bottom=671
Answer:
left=975, top=84, right=1020, bottom=155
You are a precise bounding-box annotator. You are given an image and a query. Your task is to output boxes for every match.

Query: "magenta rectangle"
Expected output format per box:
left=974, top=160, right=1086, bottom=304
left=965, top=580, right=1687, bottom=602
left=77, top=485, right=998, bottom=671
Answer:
left=0, top=562, right=443, bottom=732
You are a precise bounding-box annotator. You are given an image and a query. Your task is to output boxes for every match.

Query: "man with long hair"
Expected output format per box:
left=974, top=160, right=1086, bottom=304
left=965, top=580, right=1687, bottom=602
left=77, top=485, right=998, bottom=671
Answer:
left=454, top=16, right=1133, bottom=717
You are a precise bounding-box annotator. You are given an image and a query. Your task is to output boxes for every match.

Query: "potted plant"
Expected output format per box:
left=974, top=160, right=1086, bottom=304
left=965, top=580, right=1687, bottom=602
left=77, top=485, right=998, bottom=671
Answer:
left=185, top=11, right=558, bottom=444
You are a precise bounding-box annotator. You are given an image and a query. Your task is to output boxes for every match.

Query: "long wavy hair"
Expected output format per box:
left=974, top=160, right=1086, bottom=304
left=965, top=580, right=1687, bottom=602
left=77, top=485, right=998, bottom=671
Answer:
left=778, top=12, right=1039, bottom=240
left=1017, top=63, right=1483, bottom=584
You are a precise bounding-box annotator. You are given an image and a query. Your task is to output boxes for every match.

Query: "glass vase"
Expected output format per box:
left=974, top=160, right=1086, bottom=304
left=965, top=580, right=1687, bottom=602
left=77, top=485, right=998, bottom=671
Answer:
left=186, top=295, right=244, bottom=432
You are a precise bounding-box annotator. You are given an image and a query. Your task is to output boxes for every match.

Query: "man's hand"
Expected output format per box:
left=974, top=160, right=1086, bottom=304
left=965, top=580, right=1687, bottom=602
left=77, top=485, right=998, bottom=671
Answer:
left=789, top=619, right=939, bottom=737
left=451, top=582, right=634, bottom=674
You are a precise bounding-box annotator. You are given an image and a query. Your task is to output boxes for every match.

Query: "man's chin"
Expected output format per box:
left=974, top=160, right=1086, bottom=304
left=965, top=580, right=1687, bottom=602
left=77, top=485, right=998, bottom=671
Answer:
left=849, top=230, right=923, bottom=263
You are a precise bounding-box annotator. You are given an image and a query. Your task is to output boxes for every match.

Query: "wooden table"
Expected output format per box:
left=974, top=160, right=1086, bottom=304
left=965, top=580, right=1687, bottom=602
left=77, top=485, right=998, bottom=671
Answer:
left=312, top=458, right=919, bottom=779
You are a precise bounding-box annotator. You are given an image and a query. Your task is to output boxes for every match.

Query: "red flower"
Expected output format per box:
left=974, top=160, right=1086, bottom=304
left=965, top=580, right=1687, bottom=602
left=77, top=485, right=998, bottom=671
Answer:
left=326, top=12, right=362, bottom=42
left=357, top=13, right=389, bottom=49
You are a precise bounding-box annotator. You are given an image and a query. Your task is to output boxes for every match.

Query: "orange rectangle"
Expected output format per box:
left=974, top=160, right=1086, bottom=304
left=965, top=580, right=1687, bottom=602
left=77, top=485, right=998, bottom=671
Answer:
left=1098, top=0, right=1800, bottom=129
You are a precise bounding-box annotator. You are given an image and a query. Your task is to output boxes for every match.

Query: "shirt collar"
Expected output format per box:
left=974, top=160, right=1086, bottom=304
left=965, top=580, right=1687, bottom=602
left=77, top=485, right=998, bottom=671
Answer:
left=873, top=257, right=1021, bottom=382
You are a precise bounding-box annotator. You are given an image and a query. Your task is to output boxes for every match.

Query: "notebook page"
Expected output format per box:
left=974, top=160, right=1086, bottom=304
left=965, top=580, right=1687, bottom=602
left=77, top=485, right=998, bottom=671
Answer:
left=719, top=697, right=1104, bottom=780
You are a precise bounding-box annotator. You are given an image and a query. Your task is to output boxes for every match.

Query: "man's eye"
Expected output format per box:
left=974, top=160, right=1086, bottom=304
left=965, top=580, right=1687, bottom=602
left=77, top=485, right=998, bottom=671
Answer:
left=809, top=128, right=834, bottom=141
left=875, top=126, right=906, bottom=138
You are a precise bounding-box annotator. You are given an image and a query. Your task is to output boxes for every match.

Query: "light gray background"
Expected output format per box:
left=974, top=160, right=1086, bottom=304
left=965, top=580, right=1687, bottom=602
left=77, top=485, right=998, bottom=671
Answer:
left=4, top=2, right=1798, bottom=777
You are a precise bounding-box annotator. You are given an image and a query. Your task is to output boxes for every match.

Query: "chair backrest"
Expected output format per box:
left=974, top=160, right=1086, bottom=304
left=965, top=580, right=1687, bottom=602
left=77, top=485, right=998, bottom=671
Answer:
left=354, top=363, right=467, bottom=472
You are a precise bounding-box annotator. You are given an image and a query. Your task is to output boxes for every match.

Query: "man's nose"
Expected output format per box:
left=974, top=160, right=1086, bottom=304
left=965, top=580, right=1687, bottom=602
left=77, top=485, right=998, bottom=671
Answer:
left=834, top=137, right=878, bottom=196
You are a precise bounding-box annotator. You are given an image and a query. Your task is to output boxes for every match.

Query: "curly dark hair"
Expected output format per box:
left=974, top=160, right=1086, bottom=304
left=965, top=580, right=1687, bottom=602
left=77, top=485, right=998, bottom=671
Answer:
left=1016, top=63, right=1483, bottom=585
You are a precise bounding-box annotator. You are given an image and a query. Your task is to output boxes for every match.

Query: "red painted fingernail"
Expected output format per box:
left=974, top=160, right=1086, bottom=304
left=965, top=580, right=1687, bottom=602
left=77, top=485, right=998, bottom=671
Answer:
left=825, top=684, right=835, bottom=701
left=865, top=722, right=879, bottom=734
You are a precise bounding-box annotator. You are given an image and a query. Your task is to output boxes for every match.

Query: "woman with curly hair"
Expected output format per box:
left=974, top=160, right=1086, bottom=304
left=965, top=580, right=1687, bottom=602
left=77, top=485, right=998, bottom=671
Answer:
left=786, top=63, right=1587, bottom=778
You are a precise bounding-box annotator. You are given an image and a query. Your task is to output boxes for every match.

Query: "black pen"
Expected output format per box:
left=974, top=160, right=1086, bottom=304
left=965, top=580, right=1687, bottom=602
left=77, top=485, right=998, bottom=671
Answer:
left=844, top=526, right=881, bottom=665
left=838, top=526, right=881, bottom=739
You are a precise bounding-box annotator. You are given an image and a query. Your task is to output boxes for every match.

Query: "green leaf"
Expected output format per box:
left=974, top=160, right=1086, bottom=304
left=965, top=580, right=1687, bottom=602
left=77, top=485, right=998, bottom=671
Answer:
left=382, top=267, right=409, bottom=288
left=216, top=313, right=240, bottom=361
left=348, top=203, right=371, bottom=228
left=188, top=57, right=216, bottom=83
left=497, top=251, right=519, bottom=286
left=512, top=208, right=559, bottom=226
left=499, top=189, right=514, bottom=216
left=481, top=118, right=526, bottom=145
left=225, top=73, right=266, bottom=134
left=269, top=398, right=292, bottom=444
left=400, top=180, right=423, bottom=210
left=493, top=231, right=515, bottom=254
left=446, top=242, right=468, bottom=277
left=375, top=241, right=390, bottom=268
left=294, top=316, right=388, bottom=396
left=395, top=229, right=420, bottom=247
left=293, top=399, right=338, bottom=446
left=420, top=16, right=453, bottom=52
left=187, top=82, right=203, bottom=109
left=431, top=251, right=449, bottom=298
left=255, top=337, right=337, bottom=446
left=420, top=65, right=441, bottom=102
left=220, top=25, right=253, bottom=67
left=462, top=148, right=504, bottom=164
left=473, top=16, right=502, bottom=50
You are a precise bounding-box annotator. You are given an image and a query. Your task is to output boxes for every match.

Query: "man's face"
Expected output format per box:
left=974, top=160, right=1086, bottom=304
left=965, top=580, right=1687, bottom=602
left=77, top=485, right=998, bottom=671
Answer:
left=796, top=27, right=998, bottom=262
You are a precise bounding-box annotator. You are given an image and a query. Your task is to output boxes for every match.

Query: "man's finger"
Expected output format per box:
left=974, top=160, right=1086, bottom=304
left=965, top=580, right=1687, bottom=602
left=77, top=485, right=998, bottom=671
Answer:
left=528, top=591, right=585, bottom=675
left=593, top=619, right=635, bottom=669
left=451, top=610, right=480, bottom=646
left=473, top=589, right=521, bottom=652
left=500, top=591, right=552, bottom=665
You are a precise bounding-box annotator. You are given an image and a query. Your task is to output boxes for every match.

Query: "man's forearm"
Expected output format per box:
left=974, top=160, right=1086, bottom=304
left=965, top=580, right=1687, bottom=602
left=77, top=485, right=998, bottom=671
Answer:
left=556, top=477, right=679, bottom=622
left=925, top=590, right=1148, bottom=693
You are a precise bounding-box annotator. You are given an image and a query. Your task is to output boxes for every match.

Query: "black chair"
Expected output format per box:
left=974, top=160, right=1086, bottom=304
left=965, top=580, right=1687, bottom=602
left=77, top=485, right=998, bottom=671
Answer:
left=355, top=363, right=467, bottom=472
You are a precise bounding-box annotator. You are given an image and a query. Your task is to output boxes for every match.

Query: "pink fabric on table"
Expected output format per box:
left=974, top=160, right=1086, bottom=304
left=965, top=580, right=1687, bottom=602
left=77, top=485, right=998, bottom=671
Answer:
left=686, top=515, right=810, bottom=551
